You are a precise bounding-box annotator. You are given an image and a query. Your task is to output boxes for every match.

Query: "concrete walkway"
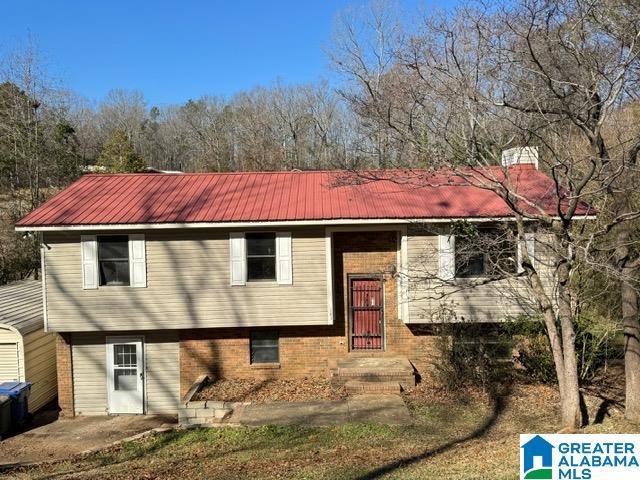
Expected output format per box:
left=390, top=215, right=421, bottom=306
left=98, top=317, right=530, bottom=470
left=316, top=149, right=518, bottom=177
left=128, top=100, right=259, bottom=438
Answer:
left=0, top=414, right=176, bottom=466
left=230, top=394, right=412, bottom=426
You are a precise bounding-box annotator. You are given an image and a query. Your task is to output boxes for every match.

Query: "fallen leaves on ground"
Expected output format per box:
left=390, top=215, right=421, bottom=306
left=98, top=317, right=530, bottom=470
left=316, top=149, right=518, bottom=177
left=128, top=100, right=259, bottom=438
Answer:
left=193, top=378, right=348, bottom=403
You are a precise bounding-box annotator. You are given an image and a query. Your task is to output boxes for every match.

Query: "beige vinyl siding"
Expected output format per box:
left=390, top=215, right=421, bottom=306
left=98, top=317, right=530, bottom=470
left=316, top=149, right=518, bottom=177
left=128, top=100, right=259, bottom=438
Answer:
left=0, top=344, right=20, bottom=380
left=406, top=226, right=543, bottom=323
left=144, top=331, right=179, bottom=414
left=23, top=329, right=57, bottom=412
left=0, top=327, right=56, bottom=412
left=71, top=331, right=179, bottom=415
left=72, top=332, right=108, bottom=415
left=0, top=329, right=20, bottom=381
left=44, top=229, right=328, bottom=332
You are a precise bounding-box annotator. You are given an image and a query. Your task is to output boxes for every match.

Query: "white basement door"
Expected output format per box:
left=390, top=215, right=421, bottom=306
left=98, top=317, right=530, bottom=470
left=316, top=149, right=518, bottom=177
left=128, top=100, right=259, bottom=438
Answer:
left=106, top=337, right=144, bottom=414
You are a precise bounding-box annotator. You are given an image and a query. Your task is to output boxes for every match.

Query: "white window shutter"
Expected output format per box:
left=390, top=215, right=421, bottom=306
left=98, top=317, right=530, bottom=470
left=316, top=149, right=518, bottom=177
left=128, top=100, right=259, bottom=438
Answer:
left=128, top=234, right=147, bottom=288
left=229, top=232, right=246, bottom=286
left=81, top=235, right=98, bottom=289
left=276, top=232, right=293, bottom=285
left=438, top=234, right=455, bottom=281
left=518, top=233, right=536, bottom=273
left=526, top=232, right=536, bottom=270
left=526, top=233, right=536, bottom=269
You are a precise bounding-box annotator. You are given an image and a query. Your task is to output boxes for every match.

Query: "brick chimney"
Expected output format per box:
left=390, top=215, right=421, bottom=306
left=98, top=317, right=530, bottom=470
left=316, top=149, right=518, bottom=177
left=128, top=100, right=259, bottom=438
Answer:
left=501, top=146, right=538, bottom=169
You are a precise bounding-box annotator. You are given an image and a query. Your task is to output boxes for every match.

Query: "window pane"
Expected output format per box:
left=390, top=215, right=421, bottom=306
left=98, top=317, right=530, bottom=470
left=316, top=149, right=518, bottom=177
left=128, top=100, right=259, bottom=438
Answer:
left=100, top=260, right=130, bottom=286
left=114, top=369, right=137, bottom=391
left=98, top=236, right=130, bottom=286
left=246, top=233, right=276, bottom=256
left=455, top=234, right=485, bottom=277
left=488, top=238, right=517, bottom=275
left=252, top=330, right=278, bottom=341
left=455, top=227, right=517, bottom=278
left=250, top=330, right=279, bottom=364
left=116, top=261, right=131, bottom=284
left=247, top=257, right=276, bottom=280
left=457, top=253, right=485, bottom=277
left=114, top=344, right=136, bottom=367
left=99, top=236, right=129, bottom=260
left=251, top=347, right=279, bottom=363
left=251, top=336, right=279, bottom=348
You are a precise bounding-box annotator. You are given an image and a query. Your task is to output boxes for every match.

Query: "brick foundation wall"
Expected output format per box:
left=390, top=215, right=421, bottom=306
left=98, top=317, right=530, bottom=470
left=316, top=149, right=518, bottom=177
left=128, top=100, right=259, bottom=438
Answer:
left=179, top=231, right=439, bottom=396
left=179, top=325, right=347, bottom=396
left=55, top=333, right=74, bottom=417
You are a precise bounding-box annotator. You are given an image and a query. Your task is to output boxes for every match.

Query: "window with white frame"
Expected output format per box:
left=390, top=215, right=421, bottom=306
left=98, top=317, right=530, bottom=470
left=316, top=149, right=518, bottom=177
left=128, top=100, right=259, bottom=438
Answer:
left=230, top=231, right=292, bottom=285
left=454, top=227, right=518, bottom=278
left=98, top=235, right=130, bottom=286
left=81, top=234, right=146, bottom=289
left=246, top=232, right=277, bottom=281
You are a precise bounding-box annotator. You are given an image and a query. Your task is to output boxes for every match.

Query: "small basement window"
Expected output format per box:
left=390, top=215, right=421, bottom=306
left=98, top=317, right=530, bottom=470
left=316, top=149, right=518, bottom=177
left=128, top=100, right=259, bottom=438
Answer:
left=250, top=330, right=279, bottom=364
left=246, top=232, right=276, bottom=281
left=98, top=235, right=130, bottom=286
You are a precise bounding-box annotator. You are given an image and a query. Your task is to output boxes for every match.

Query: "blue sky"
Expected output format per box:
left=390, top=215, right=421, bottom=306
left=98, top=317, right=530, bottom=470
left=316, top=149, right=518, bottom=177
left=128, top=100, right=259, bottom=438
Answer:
left=1, top=0, right=455, bottom=106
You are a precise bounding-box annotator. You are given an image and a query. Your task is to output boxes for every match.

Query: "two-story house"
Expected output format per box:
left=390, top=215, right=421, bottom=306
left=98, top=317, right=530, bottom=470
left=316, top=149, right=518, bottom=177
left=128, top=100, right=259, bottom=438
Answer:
left=15, top=147, right=590, bottom=417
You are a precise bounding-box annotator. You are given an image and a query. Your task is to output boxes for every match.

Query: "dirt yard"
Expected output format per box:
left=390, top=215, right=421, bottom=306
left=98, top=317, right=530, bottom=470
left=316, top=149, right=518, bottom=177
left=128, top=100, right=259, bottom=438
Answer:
left=193, top=378, right=348, bottom=403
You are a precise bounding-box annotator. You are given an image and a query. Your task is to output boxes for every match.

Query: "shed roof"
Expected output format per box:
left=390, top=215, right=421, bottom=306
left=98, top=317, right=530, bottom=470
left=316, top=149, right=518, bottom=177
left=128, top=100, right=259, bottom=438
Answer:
left=15, top=166, right=593, bottom=229
left=0, top=280, right=44, bottom=336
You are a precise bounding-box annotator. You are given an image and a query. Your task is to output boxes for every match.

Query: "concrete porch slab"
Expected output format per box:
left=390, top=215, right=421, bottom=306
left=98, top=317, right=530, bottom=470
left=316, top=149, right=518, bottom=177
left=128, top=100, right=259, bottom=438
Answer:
left=230, top=394, right=412, bottom=427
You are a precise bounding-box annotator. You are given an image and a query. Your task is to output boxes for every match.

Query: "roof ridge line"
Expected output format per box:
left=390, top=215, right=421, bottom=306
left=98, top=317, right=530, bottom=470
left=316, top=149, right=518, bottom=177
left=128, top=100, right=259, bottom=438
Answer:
left=82, top=170, right=340, bottom=177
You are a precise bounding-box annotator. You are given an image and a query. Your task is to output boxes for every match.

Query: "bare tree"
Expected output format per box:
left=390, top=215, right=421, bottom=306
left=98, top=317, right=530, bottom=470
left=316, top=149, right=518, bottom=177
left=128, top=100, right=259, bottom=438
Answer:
left=333, top=0, right=640, bottom=428
left=97, top=89, right=147, bottom=144
left=331, top=0, right=410, bottom=167
left=0, top=42, right=80, bottom=283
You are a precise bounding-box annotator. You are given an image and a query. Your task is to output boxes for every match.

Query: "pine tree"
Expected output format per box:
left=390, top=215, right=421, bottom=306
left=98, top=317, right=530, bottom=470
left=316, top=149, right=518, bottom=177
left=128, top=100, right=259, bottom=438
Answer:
left=97, top=129, right=146, bottom=173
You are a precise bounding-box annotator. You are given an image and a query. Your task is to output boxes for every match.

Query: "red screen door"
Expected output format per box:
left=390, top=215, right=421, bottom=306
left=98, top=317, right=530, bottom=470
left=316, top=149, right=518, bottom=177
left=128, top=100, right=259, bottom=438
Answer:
left=349, top=277, right=384, bottom=350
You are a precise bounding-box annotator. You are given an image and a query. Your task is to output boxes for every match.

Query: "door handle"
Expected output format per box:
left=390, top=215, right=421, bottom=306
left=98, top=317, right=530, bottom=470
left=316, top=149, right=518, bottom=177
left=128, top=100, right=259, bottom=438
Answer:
left=139, top=372, right=144, bottom=380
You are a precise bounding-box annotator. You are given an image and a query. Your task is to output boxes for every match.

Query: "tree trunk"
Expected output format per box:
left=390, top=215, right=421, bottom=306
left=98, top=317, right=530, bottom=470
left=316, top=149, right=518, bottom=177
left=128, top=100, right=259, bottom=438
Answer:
left=614, top=217, right=640, bottom=423
left=526, top=256, right=582, bottom=428
left=524, top=223, right=583, bottom=429
left=557, top=259, right=583, bottom=429
left=559, top=320, right=582, bottom=428
left=622, top=273, right=640, bottom=423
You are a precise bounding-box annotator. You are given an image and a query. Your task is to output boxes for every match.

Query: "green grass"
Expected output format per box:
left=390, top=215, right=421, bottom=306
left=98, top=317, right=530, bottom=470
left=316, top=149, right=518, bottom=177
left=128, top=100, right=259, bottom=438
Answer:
left=10, top=384, right=640, bottom=480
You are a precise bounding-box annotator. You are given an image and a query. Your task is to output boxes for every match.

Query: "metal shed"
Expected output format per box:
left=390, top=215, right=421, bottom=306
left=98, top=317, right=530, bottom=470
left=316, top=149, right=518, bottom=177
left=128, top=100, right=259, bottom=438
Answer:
left=0, top=280, right=56, bottom=412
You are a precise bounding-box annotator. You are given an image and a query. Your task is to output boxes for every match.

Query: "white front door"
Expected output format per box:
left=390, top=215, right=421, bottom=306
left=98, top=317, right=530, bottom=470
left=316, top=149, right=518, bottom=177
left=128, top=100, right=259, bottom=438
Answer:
left=106, top=337, right=144, bottom=414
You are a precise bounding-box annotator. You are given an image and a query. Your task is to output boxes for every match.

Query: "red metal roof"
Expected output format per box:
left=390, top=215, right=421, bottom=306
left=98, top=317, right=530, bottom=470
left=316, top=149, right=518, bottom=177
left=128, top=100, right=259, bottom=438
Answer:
left=16, top=167, right=592, bottom=228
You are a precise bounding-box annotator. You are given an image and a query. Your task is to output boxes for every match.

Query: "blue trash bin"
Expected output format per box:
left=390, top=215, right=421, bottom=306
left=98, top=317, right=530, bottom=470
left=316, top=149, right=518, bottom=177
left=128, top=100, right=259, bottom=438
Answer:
left=0, top=382, right=32, bottom=428
left=0, top=394, right=11, bottom=439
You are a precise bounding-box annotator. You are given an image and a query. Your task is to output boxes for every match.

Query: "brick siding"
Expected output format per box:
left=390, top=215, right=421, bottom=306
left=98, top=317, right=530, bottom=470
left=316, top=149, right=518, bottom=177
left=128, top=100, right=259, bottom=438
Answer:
left=55, top=333, right=75, bottom=417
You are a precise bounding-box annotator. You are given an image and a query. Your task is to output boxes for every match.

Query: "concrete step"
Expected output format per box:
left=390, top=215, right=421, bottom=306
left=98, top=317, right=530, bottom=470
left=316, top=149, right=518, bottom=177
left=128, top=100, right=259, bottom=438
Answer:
left=330, top=357, right=416, bottom=389
left=345, top=380, right=401, bottom=394
left=332, top=372, right=415, bottom=388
